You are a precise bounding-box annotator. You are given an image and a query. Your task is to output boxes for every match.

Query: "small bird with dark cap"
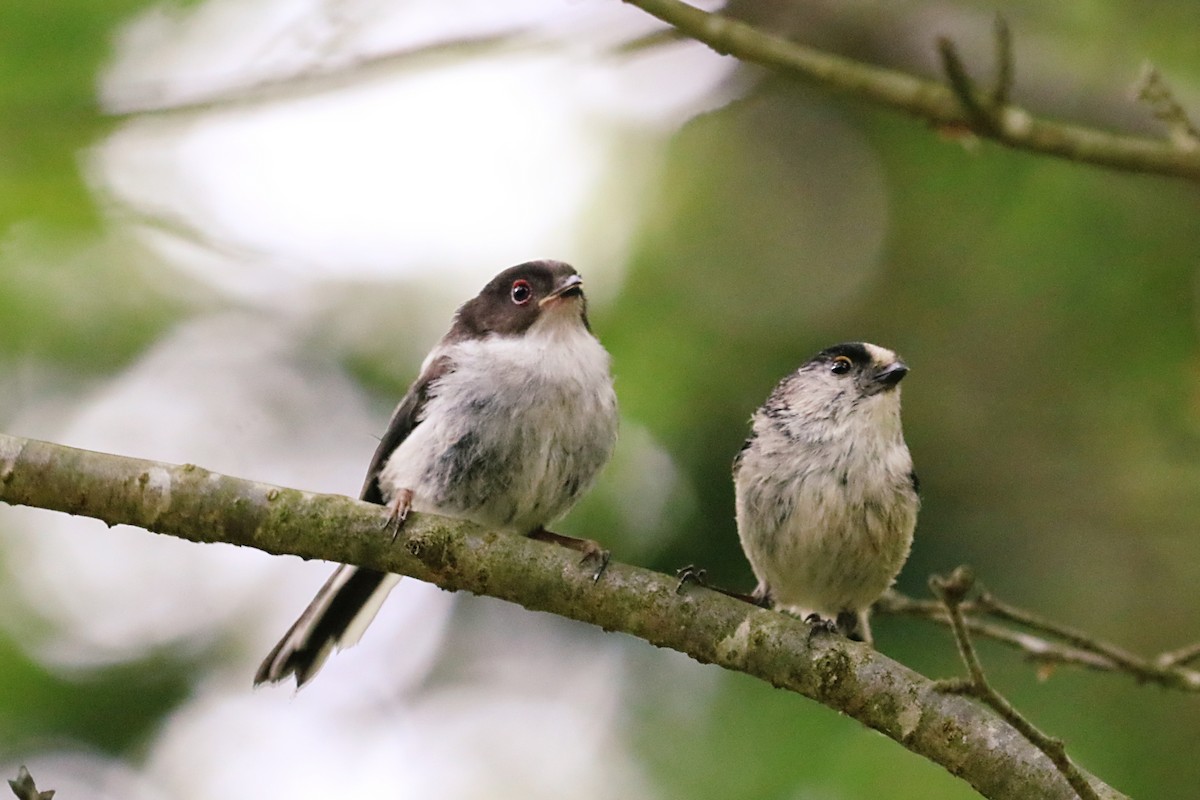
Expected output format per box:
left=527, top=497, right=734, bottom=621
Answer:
left=733, top=342, right=919, bottom=644
left=256, top=260, right=619, bottom=688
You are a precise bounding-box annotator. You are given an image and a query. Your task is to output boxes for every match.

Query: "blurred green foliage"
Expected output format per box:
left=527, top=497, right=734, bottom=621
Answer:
left=0, top=633, right=192, bottom=755
left=0, top=2, right=148, bottom=227
left=632, top=662, right=979, bottom=799
left=0, top=1, right=184, bottom=373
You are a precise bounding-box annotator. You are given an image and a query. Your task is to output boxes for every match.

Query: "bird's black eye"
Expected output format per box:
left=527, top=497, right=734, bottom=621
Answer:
left=511, top=279, right=532, bottom=305
left=830, top=355, right=853, bottom=375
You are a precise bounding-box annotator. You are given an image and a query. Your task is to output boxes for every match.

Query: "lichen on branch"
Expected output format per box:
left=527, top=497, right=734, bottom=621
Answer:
left=0, top=432, right=1125, bottom=800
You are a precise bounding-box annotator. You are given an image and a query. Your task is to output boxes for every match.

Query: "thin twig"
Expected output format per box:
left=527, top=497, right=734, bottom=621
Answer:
left=878, top=592, right=1119, bottom=673
left=991, top=14, right=1014, bottom=107
left=612, top=27, right=688, bottom=54
left=975, top=588, right=1200, bottom=690
left=105, top=29, right=537, bottom=117
left=1155, top=641, right=1200, bottom=669
left=937, top=37, right=998, bottom=135
left=878, top=589, right=1200, bottom=692
left=975, top=590, right=1148, bottom=675
left=931, top=568, right=1101, bottom=800
left=1134, top=64, right=1200, bottom=151
left=8, top=767, right=54, bottom=800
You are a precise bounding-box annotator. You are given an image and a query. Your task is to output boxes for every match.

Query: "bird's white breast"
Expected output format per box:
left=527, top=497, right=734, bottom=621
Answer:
left=378, top=315, right=617, bottom=532
left=735, top=393, right=917, bottom=616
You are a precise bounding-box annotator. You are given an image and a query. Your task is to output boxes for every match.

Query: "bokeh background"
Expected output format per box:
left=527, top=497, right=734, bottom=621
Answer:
left=2, top=1, right=1199, bottom=797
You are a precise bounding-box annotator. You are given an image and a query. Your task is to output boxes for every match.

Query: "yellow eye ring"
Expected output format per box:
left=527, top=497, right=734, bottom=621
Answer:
left=830, top=355, right=853, bottom=375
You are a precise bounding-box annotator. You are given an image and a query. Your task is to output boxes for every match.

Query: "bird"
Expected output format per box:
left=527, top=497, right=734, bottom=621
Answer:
left=732, top=342, right=918, bottom=644
left=255, top=260, right=619, bottom=688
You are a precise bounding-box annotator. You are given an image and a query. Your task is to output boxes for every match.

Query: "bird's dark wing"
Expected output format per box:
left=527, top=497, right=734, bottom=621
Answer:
left=359, top=354, right=453, bottom=505
left=254, top=354, right=454, bottom=688
left=732, top=430, right=756, bottom=477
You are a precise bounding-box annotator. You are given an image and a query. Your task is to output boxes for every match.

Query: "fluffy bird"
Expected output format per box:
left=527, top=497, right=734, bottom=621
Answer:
left=256, top=260, right=618, bottom=687
left=733, top=342, right=918, bottom=643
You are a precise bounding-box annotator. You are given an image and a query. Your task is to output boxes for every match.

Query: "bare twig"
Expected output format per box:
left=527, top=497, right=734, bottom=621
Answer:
left=1134, top=64, right=1200, bottom=151
left=878, top=591, right=1119, bottom=674
left=619, top=0, right=1200, bottom=182
left=1156, top=641, right=1200, bottom=669
left=8, top=767, right=54, bottom=800
left=931, top=568, right=1101, bottom=800
left=974, top=590, right=1149, bottom=677
left=105, top=29, right=535, bottom=117
left=612, top=26, right=688, bottom=54
left=877, top=588, right=1200, bottom=692
left=936, top=36, right=999, bottom=135
left=990, top=15, right=1014, bottom=108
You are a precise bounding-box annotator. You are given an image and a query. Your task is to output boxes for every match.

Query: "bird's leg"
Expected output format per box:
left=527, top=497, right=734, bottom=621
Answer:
left=674, top=564, right=709, bottom=593
left=836, top=610, right=872, bottom=645
left=528, top=527, right=610, bottom=583
left=380, top=488, right=414, bottom=542
left=834, top=610, right=860, bottom=639
left=674, top=566, right=765, bottom=606
left=803, top=612, right=840, bottom=641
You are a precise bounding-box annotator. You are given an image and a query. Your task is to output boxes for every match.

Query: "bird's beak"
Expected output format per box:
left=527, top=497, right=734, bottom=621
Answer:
left=539, top=274, right=585, bottom=307
left=873, top=361, right=909, bottom=389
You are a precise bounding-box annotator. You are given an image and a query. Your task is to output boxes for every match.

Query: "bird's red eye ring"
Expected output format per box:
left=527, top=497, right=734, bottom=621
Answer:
left=511, top=279, right=532, bottom=305
left=830, top=355, right=853, bottom=375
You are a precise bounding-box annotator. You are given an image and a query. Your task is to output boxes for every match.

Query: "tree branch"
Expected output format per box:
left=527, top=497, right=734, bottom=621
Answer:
left=618, top=0, right=1200, bottom=182
left=931, top=568, right=1100, bottom=800
left=105, top=29, right=533, bottom=117
left=877, top=590, right=1200, bottom=692
left=0, top=433, right=1125, bottom=800
left=1134, top=64, right=1200, bottom=151
left=1156, top=641, right=1200, bottom=670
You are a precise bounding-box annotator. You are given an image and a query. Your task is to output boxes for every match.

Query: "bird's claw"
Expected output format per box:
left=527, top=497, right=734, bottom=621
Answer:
left=380, top=488, right=413, bottom=543
left=674, top=564, right=708, bottom=594
left=579, top=546, right=611, bottom=583
left=380, top=507, right=409, bottom=542
left=527, top=527, right=609, bottom=582
left=804, top=613, right=838, bottom=642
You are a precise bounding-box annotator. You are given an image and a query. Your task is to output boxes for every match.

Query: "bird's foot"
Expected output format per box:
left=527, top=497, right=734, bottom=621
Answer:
left=675, top=566, right=762, bottom=606
left=674, top=564, right=708, bottom=594
left=381, top=488, right=413, bottom=542
left=803, top=613, right=839, bottom=642
left=528, top=528, right=610, bottom=583
left=835, top=610, right=860, bottom=640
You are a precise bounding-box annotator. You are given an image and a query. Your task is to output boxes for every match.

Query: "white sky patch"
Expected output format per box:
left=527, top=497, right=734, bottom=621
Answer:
left=94, top=0, right=736, bottom=302
left=143, top=614, right=654, bottom=800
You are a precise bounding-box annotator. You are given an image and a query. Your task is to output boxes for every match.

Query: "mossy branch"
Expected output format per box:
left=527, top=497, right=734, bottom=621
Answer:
left=0, top=433, right=1124, bottom=800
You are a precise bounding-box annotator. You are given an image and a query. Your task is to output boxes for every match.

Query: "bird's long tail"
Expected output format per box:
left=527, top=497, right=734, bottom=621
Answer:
left=254, top=566, right=400, bottom=688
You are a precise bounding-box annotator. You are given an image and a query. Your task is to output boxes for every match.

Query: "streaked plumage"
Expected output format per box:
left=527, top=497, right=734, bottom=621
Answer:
left=734, top=342, right=918, bottom=642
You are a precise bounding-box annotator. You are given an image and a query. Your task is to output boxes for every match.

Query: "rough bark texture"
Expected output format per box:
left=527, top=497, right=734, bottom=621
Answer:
left=0, top=433, right=1125, bottom=800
